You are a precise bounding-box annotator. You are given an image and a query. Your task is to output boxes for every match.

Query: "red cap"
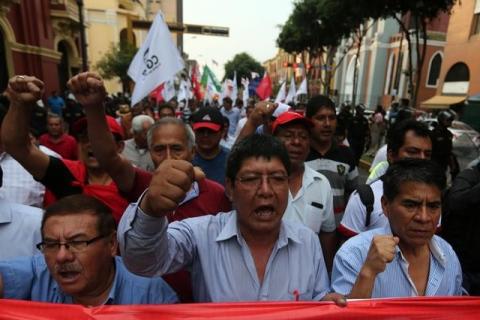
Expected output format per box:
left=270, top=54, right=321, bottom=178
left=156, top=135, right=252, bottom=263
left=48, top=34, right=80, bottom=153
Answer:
left=272, top=111, right=313, bottom=134
left=192, top=122, right=222, bottom=132
left=73, top=116, right=125, bottom=140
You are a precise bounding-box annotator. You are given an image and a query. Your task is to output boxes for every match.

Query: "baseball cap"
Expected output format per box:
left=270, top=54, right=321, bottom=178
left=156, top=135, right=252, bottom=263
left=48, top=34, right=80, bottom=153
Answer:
left=72, top=115, right=125, bottom=140
left=272, top=111, right=314, bottom=134
left=190, top=107, right=224, bottom=132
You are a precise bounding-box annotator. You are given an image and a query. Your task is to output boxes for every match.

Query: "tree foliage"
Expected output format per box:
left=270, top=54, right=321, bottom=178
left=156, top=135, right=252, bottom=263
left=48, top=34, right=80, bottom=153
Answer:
left=223, top=52, right=264, bottom=81
left=95, top=41, right=138, bottom=92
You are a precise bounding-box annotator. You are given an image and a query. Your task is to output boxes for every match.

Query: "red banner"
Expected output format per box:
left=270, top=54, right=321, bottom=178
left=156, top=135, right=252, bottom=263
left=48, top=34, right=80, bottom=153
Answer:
left=1, top=297, right=479, bottom=320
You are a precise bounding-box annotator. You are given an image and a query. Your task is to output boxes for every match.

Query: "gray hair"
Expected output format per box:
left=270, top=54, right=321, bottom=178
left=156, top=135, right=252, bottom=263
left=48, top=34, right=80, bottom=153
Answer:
left=131, top=114, right=155, bottom=134
left=147, top=117, right=195, bottom=150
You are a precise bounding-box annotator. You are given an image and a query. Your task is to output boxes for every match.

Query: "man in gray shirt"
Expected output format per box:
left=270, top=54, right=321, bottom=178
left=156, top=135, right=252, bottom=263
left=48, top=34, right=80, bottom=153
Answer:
left=118, top=134, right=345, bottom=303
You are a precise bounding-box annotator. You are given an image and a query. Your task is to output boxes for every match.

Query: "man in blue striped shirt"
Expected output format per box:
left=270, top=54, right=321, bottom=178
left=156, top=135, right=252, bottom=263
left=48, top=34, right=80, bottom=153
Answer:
left=332, top=159, right=462, bottom=298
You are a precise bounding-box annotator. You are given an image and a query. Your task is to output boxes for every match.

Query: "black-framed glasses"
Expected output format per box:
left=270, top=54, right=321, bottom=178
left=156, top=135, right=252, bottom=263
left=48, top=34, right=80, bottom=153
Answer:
left=236, top=173, right=288, bottom=189
left=36, top=235, right=108, bottom=254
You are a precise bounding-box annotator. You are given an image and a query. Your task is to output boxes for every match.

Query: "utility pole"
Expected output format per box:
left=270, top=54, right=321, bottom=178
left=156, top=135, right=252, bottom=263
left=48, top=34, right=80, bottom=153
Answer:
left=76, top=0, right=88, bottom=71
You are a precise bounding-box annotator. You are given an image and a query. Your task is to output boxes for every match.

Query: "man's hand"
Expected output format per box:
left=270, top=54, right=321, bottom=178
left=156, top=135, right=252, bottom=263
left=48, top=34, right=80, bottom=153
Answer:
left=140, top=159, right=205, bottom=217
left=4, top=75, right=44, bottom=107
left=248, top=101, right=278, bottom=128
left=361, top=235, right=399, bottom=278
left=322, top=292, right=347, bottom=307
left=67, top=72, right=106, bottom=109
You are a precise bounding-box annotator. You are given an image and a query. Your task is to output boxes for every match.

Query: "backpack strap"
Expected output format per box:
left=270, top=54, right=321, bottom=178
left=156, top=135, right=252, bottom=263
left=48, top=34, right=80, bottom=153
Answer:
left=356, top=184, right=375, bottom=227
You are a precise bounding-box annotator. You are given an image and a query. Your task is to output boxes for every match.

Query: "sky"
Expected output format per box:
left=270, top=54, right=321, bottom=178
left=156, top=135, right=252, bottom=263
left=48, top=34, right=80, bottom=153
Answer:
left=183, top=0, right=295, bottom=79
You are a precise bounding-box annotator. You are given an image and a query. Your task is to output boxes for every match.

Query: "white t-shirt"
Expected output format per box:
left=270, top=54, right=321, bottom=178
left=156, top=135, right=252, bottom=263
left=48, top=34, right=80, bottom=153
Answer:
left=283, top=166, right=336, bottom=234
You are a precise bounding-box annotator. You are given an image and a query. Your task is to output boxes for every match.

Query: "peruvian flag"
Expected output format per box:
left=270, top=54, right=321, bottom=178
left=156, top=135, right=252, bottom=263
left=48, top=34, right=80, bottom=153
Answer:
left=255, top=72, right=272, bottom=101
left=190, top=63, right=203, bottom=101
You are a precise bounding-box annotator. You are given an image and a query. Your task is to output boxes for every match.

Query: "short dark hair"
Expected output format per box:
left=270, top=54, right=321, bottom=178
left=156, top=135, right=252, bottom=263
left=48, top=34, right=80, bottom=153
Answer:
left=158, top=103, right=175, bottom=114
left=306, top=95, right=336, bottom=119
left=387, top=120, right=431, bottom=155
left=226, top=134, right=291, bottom=181
left=382, top=159, right=446, bottom=201
left=41, top=195, right=116, bottom=238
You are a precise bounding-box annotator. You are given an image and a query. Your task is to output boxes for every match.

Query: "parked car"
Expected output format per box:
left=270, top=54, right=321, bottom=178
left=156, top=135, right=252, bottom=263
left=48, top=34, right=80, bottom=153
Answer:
left=421, top=118, right=480, bottom=170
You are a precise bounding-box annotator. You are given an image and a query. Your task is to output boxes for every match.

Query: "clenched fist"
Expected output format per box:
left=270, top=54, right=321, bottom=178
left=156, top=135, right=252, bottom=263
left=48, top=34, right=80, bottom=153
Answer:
left=5, top=75, right=44, bottom=107
left=361, top=235, right=399, bottom=277
left=67, top=72, right=106, bottom=109
left=140, top=159, right=205, bottom=217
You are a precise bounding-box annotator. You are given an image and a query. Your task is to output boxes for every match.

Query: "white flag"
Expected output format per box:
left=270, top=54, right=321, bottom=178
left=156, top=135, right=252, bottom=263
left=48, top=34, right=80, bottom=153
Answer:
left=296, top=77, right=307, bottom=97
left=274, top=81, right=286, bottom=104
left=285, top=76, right=296, bottom=104
left=231, top=72, right=238, bottom=102
left=128, top=12, right=184, bottom=106
left=242, top=78, right=249, bottom=106
left=161, top=79, right=176, bottom=102
left=177, top=79, right=189, bottom=102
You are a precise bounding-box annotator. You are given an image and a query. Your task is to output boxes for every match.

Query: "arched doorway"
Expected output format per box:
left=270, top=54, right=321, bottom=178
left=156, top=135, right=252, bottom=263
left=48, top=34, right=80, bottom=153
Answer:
left=0, top=28, right=9, bottom=92
left=442, top=62, right=470, bottom=95
left=57, top=40, right=71, bottom=94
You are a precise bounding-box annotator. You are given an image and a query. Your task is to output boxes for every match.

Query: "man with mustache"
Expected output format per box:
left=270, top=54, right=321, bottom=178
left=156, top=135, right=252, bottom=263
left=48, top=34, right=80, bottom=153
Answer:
left=0, top=194, right=177, bottom=305
left=118, top=134, right=345, bottom=304
left=331, top=159, right=462, bottom=298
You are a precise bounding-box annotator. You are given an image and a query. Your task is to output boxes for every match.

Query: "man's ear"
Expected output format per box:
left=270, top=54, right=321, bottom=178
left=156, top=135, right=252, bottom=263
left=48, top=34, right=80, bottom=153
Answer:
left=225, top=178, right=234, bottom=202
left=188, top=145, right=196, bottom=162
left=381, top=195, right=389, bottom=218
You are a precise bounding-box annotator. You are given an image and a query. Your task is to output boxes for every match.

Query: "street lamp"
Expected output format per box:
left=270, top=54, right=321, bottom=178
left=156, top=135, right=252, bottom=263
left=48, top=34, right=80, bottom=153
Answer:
left=76, top=0, right=88, bottom=71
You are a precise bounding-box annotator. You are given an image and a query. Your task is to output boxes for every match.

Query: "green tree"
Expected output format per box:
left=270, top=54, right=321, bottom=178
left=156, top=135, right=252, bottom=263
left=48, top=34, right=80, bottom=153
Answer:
left=223, top=52, right=264, bottom=82
left=95, top=41, right=138, bottom=93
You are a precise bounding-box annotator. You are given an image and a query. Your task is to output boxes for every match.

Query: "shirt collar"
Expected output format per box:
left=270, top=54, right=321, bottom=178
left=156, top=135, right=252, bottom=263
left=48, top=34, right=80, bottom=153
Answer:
left=178, top=182, right=199, bottom=206
left=215, top=211, right=302, bottom=247
left=0, top=201, right=13, bottom=224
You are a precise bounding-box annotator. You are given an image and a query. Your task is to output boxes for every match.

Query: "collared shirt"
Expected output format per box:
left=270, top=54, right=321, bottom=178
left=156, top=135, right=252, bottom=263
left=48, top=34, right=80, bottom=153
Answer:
left=283, top=166, right=335, bottom=234
left=306, top=142, right=358, bottom=226
left=331, top=225, right=463, bottom=297
left=339, top=179, right=387, bottom=237
left=0, top=255, right=178, bottom=305
left=0, top=152, right=45, bottom=207
left=118, top=206, right=330, bottom=302
left=121, top=139, right=155, bottom=172
left=0, top=200, right=43, bottom=260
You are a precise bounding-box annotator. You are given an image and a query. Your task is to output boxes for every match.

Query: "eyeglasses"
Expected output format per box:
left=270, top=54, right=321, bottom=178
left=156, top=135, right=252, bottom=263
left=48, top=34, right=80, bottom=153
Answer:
left=36, top=235, right=108, bottom=254
left=236, top=173, right=288, bottom=189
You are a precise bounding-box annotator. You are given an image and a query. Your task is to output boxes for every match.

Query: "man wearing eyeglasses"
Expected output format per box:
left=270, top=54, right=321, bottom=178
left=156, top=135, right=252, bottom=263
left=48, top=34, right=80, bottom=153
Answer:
left=0, top=194, right=178, bottom=305
left=118, top=134, right=345, bottom=304
left=272, top=111, right=336, bottom=273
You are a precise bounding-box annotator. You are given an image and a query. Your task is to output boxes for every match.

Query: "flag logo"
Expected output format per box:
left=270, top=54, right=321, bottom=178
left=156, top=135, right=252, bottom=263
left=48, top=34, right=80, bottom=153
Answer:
left=142, top=48, right=161, bottom=76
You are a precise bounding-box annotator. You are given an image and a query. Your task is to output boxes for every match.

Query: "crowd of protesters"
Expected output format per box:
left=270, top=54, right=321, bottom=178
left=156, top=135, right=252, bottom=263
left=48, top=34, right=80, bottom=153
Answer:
left=0, top=71, right=475, bottom=309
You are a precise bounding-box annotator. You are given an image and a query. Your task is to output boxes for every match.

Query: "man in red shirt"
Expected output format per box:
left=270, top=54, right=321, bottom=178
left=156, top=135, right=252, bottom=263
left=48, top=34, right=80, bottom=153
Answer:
left=68, top=72, right=231, bottom=301
left=2, top=75, right=129, bottom=224
left=39, top=113, right=78, bottom=160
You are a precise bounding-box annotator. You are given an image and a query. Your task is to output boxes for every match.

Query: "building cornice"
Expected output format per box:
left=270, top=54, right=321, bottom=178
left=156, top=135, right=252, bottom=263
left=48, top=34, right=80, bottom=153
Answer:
left=10, top=42, right=62, bottom=61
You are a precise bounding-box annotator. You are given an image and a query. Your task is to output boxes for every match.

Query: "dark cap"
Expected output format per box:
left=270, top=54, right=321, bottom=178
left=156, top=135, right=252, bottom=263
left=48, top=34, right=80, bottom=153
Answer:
left=190, top=107, right=224, bottom=132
